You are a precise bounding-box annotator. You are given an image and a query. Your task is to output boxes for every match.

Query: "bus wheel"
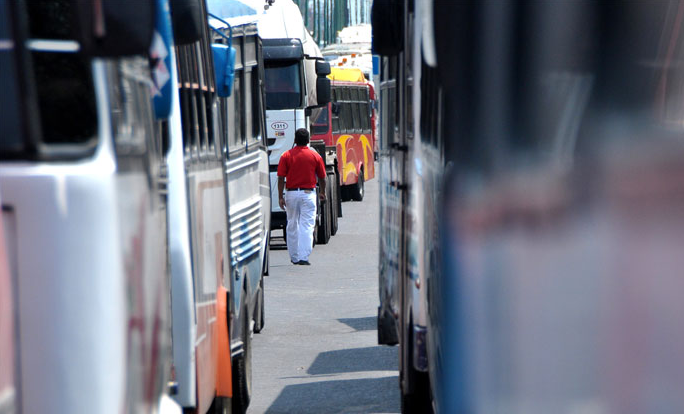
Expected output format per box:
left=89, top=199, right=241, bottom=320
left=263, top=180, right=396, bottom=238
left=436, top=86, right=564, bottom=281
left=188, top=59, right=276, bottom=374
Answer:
left=400, top=320, right=432, bottom=413
left=232, top=299, right=252, bottom=413
left=254, top=278, right=265, bottom=333
left=263, top=231, right=270, bottom=276
left=330, top=173, right=339, bottom=236
left=340, top=185, right=349, bottom=201
left=209, top=396, right=230, bottom=414
left=316, top=195, right=331, bottom=245
left=351, top=169, right=365, bottom=201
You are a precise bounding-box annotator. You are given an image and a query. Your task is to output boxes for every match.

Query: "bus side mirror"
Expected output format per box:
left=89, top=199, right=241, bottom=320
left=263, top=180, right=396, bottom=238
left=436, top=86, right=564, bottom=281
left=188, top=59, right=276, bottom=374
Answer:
left=169, top=0, right=203, bottom=45
left=73, top=0, right=155, bottom=56
left=152, top=0, right=174, bottom=119
left=212, top=44, right=236, bottom=97
left=315, top=60, right=331, bottom=76
left=316, top=77, right=331, bottom=106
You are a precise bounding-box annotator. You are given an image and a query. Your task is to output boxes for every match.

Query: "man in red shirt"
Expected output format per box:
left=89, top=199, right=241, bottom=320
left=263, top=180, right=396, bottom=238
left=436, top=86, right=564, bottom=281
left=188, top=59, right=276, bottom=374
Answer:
left=277, top=128, right=327, bottom=265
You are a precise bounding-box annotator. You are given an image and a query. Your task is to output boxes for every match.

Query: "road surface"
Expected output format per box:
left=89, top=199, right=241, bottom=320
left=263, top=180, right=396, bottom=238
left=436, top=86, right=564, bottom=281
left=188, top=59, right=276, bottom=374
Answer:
left=248, top=178, right=399, bottom=414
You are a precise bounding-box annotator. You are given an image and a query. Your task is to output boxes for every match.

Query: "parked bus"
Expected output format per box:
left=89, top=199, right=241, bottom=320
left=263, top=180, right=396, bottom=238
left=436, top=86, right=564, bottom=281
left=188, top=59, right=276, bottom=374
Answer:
left=0, top=1, right=170, bottom=412
left=311, top=67, right=376, bottom=202
left=163, top=0, right=235, bottom=413
left=164, top=1, right=270, bottom=412
left=372, top=1, right=441, bottom=411
left=209, top=10, right=271, bottom=413
left=374, top=0, right=684, bottom=412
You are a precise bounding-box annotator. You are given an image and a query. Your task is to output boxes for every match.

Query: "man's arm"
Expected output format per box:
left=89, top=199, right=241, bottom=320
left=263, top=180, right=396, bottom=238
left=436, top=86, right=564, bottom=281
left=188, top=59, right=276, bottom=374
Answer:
left=277, top=152, right=289, bottom=210
left=316, top=155, right=326, bottom=201
left=278, top=176, right=286, bottom=209
left=318, top=176, right=326, bottom=201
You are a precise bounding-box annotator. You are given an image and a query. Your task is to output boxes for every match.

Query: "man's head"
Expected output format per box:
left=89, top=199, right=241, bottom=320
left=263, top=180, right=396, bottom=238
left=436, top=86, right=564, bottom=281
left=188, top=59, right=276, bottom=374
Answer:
left=294, top=128, right=310, bottom=146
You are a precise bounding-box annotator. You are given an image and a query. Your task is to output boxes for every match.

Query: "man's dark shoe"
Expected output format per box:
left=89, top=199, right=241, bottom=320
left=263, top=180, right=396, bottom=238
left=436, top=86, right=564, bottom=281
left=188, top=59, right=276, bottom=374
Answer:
left=297, top=260, right=311, bottom=265
left=291, top=260, right=299, bottom=265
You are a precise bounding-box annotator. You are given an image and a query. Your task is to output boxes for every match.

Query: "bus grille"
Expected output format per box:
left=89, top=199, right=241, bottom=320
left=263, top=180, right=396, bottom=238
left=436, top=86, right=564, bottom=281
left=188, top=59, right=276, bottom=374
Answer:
left=229, top=198, right=263, bottom=265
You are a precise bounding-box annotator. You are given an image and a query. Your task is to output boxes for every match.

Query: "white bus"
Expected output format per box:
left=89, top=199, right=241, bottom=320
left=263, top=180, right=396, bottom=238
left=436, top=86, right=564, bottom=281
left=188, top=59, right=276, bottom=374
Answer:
left=211, top=19, right=271, bottom=414
left=0, top=1, right=170, bottom=412
left=166, top=1, right=271, bottom=412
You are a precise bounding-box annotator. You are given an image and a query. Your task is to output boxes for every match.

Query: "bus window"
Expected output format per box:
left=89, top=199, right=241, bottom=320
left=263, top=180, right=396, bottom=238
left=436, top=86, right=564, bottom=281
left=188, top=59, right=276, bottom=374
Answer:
left=331, top=87, right=340, bottom=133
left=361, top=102, right=370, bottom=132
left=351, top=101, right=361, bottom=132
left=340, top=88, right=352, bottom=133
left=198, top=89, right=209, bottom=154
left=34, top=52, right=97, bottom=145
left=264, top=60, right=302, bottom=109
left=247, top=67, right=261, bottom=145
left=224, top=85, right=236, bottom=151
left=245, top=69, right=255, bottom=144
left=231, top=73, right=244, bottom=148
left=340, top=103, right=351, bottom=133
left=114, top=60, right=156, bottom=154
left=388, top=82, right=397, bottom=144
left=7, top=0, right=99, bottom=150
left=312, top=107, right=329, bottom=135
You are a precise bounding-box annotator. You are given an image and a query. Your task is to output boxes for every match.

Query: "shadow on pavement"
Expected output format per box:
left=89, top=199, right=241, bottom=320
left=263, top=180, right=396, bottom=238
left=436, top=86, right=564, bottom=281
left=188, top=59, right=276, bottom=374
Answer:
left=266, top=375, right=399, bottom=414
left=337, top=316, right=376, bottom=331
left=307, top=346, right=397, bottom=375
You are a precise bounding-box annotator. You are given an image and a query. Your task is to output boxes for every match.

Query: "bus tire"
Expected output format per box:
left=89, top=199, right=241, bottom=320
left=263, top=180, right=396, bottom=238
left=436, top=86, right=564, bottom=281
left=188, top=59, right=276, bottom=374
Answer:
left=340, top=185, right=350, bottom=202
left=262, top=231, right=270, bottom=276
left=351, top=169, right=365, bottom=201
left=254, top=278, right=265, bottom=333
left=400, top=319, right=432, bottom=414
left=209, top=396, right=230, bottom=414
left=377, top=306, right=399, bottom=345
left=330, top=172, right=339, bottom=236
left=336, top=174, right=343, bottom=217
left=232, top=299, right=252, bottom=414
left=316, top=196, right=331, bottom=244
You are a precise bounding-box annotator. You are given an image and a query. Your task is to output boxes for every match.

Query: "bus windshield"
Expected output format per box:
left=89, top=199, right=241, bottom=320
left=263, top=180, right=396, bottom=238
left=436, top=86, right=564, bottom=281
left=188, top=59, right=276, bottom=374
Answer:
left=264, top=60, right=302, bottom=110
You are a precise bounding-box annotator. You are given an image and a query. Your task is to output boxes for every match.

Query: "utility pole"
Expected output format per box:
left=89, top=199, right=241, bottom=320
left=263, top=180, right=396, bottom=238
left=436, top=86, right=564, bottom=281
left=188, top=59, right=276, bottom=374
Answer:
left=324, top=0, right=328, bottom=45
left=314, top=0, right=319, bottom=44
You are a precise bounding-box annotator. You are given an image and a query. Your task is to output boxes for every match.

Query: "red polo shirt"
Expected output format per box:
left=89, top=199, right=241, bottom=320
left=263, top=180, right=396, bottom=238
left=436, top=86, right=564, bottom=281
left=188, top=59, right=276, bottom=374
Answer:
left=277, top=145, right=326, bottom=189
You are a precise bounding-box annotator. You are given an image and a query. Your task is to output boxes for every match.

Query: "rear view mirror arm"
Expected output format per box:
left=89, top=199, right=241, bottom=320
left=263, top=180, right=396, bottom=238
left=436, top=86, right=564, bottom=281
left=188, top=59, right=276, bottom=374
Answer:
left=207, top=12, right=233, bottom=47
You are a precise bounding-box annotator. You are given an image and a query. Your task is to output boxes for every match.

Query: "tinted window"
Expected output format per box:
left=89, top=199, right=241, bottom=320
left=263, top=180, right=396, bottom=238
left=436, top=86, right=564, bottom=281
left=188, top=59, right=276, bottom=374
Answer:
left=341, top=102, right=353, bottom=133
left=351, top=102, right=361, bottom=131
left=361, top=102, right=370, bottom=132
left=35, top=52, right=97, bottom=144
left=249, top=67, right=263, bottom=144
left=245, top=69, right=254, bottom=143
left=233, top=73, right=243, bottom=147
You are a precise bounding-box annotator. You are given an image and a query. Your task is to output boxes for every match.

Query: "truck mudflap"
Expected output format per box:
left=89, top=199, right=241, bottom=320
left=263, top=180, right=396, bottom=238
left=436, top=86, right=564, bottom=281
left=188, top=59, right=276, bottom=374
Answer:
left=216, top=286, right=233, bottom=397
left=412, top=324, right=428, bottom=372
left=378, top=305, right=399, bottom=345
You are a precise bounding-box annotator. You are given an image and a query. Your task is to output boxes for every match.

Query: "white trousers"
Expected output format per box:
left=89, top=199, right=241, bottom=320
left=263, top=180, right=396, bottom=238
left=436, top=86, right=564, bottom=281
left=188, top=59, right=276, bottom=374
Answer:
left=284, top=190, right=317, bottom=262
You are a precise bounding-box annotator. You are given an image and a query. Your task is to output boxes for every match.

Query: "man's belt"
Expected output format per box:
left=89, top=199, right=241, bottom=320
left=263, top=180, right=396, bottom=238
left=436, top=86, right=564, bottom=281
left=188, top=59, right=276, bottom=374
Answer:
left=286, top=187, right=315, bottom=191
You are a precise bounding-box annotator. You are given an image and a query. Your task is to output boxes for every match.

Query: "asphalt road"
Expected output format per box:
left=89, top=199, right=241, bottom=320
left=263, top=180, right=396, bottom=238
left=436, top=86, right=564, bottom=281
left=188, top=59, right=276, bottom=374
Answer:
left=248, top=178, right=400, bottom=414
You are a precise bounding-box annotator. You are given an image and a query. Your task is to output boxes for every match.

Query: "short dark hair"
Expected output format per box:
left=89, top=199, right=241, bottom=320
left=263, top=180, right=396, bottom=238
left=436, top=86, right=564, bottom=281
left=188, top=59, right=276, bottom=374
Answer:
left=295, top=128, right=310, bottom=146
